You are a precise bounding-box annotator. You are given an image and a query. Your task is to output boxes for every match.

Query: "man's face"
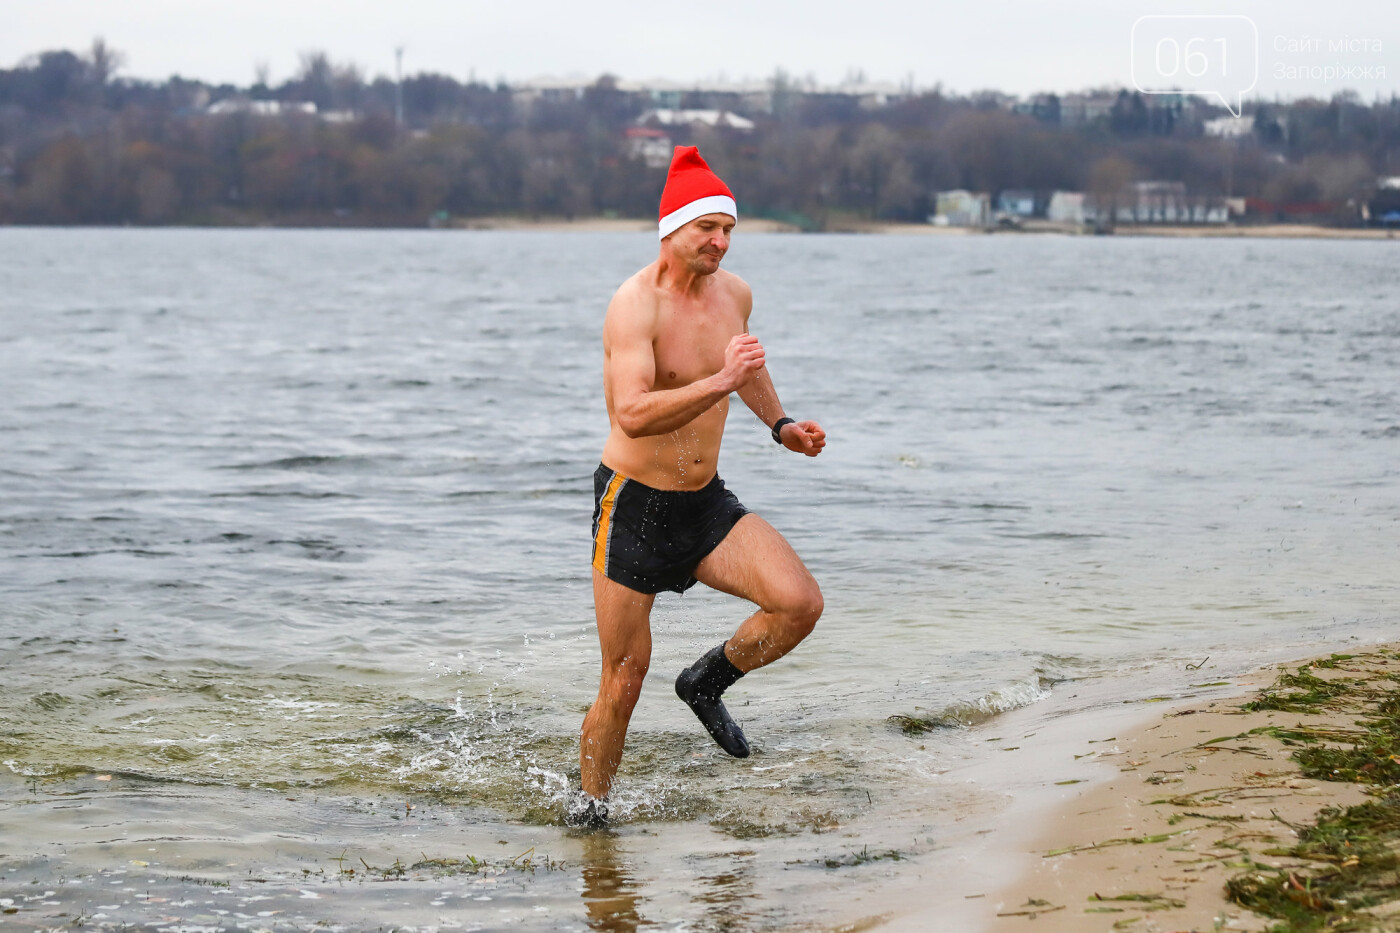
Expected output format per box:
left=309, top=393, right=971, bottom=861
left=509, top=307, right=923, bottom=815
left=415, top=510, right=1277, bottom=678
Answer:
left=671, top=213, right=735, bottom=275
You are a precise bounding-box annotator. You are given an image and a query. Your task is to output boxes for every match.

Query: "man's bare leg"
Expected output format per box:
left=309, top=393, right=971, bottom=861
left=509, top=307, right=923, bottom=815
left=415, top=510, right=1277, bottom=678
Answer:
left=579, top=569, right=654, bottom=804
left=675, top=514, right=822, bottom=755
left=694, top=514, right=823, bottom=672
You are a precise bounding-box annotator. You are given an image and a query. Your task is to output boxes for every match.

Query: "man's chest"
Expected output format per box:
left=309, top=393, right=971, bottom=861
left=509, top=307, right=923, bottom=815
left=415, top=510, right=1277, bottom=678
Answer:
left=652, top=308, right=744, bottom=389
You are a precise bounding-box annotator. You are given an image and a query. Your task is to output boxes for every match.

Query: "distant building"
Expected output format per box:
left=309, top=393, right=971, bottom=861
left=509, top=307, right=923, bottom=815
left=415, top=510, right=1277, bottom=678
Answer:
left=510, top=76, right=590, bottom=106
left=625, top=127, right=673, bottom=169
left=932, top=190, right=990, bottom=227
left=1244, top=197, right=1337, bottom=221
left=646, top=85, right=685, bottom=110
left=834, top=80, right=911, bottom=110
left=1046, top=185, right=1228, bottom=225
left=1204, top=116, right=1253, bottom=138
left=1362, top=177, right=1400, bottom=225
left=206, top=99, right=317, bottom=117
left=1046, top=191, right=1088, bottom=224
left=1014, top=94, right=1063, bottom=125
left=1128, top=180, right=1187, bottom=222
left=996, top=189, right=1037, bottom=217
left=637, top=108, right=755, bottom=131
left=1124, top=181, right=1227, bottom=223
left=1058, top=93, right=1118, bottom=127
left=510, top=75, right=910, bottom=119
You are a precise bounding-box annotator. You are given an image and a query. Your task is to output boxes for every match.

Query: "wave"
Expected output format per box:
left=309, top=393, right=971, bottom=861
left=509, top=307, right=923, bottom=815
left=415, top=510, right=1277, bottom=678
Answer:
left=221, top=455, right=399, bottom=472
left=888, top=673, right=1058, bottom=733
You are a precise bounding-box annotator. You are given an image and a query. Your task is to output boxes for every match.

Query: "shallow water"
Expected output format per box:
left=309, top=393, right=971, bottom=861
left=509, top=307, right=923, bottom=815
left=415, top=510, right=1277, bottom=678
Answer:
left=1, top=228, right=1397, bottom=929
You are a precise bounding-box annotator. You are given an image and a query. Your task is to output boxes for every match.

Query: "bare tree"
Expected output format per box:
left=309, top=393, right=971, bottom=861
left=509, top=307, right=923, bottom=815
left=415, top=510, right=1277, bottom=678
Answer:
left=88, top=38, right=126, bottom=86
left=1089, top=155, right=1138, bottom=230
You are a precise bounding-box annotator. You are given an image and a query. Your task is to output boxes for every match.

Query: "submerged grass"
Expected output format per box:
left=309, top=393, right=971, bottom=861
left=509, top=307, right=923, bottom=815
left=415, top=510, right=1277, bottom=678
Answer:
left=323, top=846, right=566, bottom=881
left=1226, top=650, right=1400, bottom=932
left=888, top=713, right=958, bottom=734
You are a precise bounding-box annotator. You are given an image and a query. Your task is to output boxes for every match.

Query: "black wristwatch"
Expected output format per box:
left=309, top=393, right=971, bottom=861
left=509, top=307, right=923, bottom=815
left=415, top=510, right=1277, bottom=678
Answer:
left=771, top=417, right=795, bottom=445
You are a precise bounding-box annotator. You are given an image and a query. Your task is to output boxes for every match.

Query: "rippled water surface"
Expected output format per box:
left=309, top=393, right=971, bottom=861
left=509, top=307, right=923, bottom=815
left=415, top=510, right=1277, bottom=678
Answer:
left=1, top=228, right=1397, bottom=930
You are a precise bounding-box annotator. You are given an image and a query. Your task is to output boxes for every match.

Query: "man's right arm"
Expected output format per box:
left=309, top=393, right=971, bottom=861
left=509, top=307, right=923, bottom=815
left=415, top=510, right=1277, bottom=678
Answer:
left=605, top=291, right=765, bottom=438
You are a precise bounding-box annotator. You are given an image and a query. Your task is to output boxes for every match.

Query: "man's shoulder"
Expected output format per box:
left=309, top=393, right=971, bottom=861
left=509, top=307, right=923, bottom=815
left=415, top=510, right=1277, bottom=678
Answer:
left=605, top=267, right=661, bottom=333
left=612, top=266, right=660, bottom=305
left=712, top=269, right=753, bottom=314
left=713, top=268, right=752, bottom=298
left=611, top=265, right=655, bottom=301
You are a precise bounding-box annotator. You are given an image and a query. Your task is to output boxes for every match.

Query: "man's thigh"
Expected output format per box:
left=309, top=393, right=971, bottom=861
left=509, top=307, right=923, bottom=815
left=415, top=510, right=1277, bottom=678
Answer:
left=592, top=568, right=655, bottom=668
left=692, top=514, right=816, bottom=608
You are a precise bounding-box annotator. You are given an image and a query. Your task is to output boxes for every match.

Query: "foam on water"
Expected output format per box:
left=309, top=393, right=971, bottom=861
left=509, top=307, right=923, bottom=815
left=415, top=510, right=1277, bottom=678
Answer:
left=904, top=673, right=1058, bottom=729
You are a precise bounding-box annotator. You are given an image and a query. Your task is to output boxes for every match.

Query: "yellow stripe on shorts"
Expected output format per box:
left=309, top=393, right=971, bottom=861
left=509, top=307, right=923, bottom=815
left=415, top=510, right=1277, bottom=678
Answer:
left=592, top=471, right=627, bottom=574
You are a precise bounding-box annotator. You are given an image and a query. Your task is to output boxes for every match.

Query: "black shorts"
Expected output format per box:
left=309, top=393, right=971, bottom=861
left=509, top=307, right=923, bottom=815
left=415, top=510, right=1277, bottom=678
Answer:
left=591, top=463, right=750, bottom=594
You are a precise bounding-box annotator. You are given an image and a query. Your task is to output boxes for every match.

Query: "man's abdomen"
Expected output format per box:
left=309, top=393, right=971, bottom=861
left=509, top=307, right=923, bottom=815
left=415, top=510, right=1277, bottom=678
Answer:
left=600, top=403, right=727, bottom=491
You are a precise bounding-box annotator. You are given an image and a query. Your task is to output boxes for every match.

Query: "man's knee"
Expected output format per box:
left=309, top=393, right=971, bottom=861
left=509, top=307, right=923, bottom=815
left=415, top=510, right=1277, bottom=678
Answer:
left=600, top=654, right=650, bottom=707
left=794, top=583, right=823, bottom=633
left=772, top=579, right=822, bottom=635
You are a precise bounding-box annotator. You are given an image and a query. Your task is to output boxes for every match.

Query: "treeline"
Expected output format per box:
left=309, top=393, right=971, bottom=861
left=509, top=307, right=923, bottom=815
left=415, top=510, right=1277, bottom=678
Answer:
left=2, top=44, right=1398, bottom=227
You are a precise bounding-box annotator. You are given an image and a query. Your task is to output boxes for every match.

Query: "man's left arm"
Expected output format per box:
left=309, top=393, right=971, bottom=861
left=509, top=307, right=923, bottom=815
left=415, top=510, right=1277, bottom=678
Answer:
left=729, top=277, right=826, bottom=457
left=736, top=364, right=826, bottom=457
left=728, top=275, right=823, bottom=453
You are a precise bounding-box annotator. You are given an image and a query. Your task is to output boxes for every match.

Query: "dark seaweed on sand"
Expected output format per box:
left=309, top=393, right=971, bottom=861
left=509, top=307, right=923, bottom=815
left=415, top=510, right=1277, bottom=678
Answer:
left=1227, top=651, right=1400, bottom=932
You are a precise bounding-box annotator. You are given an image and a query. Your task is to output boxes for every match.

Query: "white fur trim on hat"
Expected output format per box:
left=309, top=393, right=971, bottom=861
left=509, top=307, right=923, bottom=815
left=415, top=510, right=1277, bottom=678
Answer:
left=658, top=195, right=737, bottom=239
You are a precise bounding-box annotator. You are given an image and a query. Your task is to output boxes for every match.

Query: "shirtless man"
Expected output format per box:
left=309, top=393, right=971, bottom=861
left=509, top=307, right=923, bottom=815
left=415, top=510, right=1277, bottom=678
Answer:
left=574, top=147, right=826, bottom=826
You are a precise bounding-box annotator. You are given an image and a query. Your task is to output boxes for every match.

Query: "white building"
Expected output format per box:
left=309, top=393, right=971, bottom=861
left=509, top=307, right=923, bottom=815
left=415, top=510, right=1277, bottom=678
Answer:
left=1058, top=93, right=1117, bottom=127
left=1204, top=116, right=1253, bottom=138
left=625, top=127, right=673, bottom=168
left=206, top=99, right=317, bottom=117
left=932, top=190, right=990, bottom=227
left=1123, top=181, right=1227, bottom=223
left=636, top=108, right=756, bottom=131
left=1046, top=186, right=1228, bottom=225
left=1047, top=191, right=1088, bottom=224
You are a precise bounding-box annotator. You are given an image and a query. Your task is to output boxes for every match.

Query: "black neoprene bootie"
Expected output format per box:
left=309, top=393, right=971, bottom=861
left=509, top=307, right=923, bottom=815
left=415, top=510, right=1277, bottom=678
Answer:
left=675, top=644, right=750, bottom=758
left=564, top=791, right=610, bottom=829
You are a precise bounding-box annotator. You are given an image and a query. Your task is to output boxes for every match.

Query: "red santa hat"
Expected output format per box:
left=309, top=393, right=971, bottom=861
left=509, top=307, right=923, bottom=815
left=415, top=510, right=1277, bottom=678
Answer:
left=657, top=146, right=737, bottom=239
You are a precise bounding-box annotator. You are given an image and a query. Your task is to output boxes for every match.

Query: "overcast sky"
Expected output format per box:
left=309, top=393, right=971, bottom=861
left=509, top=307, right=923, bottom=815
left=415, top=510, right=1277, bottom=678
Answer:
left=6, top=0, right=1397, bottom=103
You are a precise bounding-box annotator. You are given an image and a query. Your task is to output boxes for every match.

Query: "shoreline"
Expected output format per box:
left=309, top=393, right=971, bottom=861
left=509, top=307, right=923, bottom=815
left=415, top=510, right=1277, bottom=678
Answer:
left=457, top=217, right=1400, bottom=239
left=881, top=644, right=1400, bottom=932
left=2, top=645, right=1397, bottom=932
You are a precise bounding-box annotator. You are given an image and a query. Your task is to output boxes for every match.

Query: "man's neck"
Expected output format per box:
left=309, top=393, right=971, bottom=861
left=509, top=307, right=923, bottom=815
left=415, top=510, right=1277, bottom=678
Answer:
left=654, top=253, right=712, bottom=297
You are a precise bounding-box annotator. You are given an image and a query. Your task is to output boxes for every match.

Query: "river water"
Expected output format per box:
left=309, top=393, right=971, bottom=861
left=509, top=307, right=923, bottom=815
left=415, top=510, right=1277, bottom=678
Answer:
left=1, top=228, right=1396, bottom=930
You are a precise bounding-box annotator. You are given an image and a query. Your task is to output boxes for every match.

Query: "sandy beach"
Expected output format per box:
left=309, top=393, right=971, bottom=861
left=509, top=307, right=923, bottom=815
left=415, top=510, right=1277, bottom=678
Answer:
left=916, top=646, right=1400, bottom=933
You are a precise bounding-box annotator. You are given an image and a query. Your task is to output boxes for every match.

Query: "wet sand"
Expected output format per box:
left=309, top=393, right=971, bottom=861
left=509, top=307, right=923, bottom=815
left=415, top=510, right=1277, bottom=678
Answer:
left=1107, top=223, right=1397, bottom=240
left=885, top=646, right=1400, bottom=932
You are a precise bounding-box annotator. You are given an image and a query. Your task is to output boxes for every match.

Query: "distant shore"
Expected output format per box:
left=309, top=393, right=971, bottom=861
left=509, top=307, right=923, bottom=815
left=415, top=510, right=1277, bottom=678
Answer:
left=449, top=216, right=1398, bottom=239
left=2, top=218, right=1394, bottom=239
